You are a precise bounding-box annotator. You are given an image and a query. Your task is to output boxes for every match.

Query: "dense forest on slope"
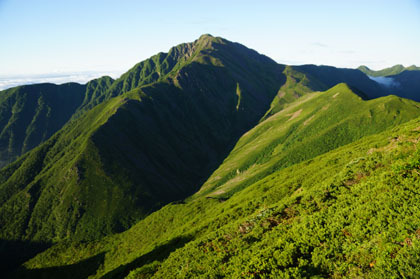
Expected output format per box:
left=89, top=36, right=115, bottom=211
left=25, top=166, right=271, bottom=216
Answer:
left=1, top=34, right=420, bottom=278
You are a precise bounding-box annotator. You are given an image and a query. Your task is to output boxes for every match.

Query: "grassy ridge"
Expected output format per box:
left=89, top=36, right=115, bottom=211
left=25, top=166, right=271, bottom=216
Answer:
left=1, top=35, right=420, bottom=278
left=196, top=83, right=420, bottom=199
left=15, top=108, right=420, bottom=279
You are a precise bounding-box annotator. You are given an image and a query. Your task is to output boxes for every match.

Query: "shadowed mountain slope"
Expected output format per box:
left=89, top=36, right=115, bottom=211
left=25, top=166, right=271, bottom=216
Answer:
left=262, top=64, right=387, bottom=119
left=15, top=105, right=420, bottom=279
left=0, top=83, right=85, bottom=167
left=2, top=35, right=420, bottom=278
left=0, top=35, right=286, bottom=243
left=0, top=76, right=115, bottom=167
left=384, top=71, right=420, bottom=102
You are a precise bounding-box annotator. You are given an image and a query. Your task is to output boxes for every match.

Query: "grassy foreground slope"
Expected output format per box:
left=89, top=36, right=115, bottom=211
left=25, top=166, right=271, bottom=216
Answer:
left=15, top=107, right=420, bottom=279
left=0, top=34, right=286, bottom=244
left=196, top=83, right=420, bottom=198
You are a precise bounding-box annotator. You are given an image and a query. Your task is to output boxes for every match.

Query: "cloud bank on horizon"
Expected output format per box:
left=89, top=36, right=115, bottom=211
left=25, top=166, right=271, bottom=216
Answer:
left=0, top=71, right=123, bottom=91
left=0, top=1, right=419, bottom=78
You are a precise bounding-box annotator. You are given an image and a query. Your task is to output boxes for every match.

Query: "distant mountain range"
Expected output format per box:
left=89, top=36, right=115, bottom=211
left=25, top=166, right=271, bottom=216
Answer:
left=2, top=34, right=420, bottom=278
left=358, top=64, right=420, bottom=77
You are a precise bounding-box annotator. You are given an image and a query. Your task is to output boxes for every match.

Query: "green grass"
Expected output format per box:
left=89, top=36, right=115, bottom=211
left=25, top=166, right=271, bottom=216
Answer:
left=14, top=113, right=420, bottom=279
left=2, top=35, right=420, bottom=278
left=196, top=83, right=420, bottom=199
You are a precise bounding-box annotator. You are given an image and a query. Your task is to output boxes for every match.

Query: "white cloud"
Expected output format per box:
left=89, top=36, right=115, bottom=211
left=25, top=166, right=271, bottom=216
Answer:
left=0, top=71, right=124, bottom=91
left=368, top=76, right=400, bottom=88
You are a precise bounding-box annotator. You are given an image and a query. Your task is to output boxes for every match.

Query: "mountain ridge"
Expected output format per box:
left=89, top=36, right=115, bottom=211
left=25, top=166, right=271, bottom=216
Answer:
left=1, top=36, right=419, bottom=168
left=0, top=34, right=286, bottom=244
left=358, top=64, right=420, bottom=77
left=195, top=83, right=420, bottom=199
left=1, top=34, right=420, bottom=277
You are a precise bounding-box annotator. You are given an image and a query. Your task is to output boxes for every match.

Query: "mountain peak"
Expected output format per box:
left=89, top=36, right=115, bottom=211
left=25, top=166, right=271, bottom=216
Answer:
left=325, top=83, right=369, bottom=100
left=193, top=33, right=226, bottom=50
left=326, top=82, right=353, bottom=95
left=198, top=33, right=214, bottom=40
left=358, top=65, right=370, bottom=70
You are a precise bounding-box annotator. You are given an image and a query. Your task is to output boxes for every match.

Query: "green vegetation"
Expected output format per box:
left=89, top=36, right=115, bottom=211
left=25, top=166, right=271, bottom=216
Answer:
left=358, top=64, right=420, bottom=77
left=0, top=34, right=286, bottom=245
left=295, top=64, right=384, bottom=99
left=262, top=66, right=318, bottom=119
left=0, top=76, right=116, bottom=168
left=1, top=35, right=420, bottom=278
left=12, top=113, right=420, bottom=278
left=0, top=83, right=85, bottom=167
left=197, top=83, right=420, bottom=199
left=358, top=65, right=420, bottom=102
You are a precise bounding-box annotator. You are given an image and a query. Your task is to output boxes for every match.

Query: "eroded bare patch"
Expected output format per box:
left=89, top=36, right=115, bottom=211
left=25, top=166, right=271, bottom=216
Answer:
left=304, top=115, right=315, bottom=126
left=287, top=109, right=303, bottom=121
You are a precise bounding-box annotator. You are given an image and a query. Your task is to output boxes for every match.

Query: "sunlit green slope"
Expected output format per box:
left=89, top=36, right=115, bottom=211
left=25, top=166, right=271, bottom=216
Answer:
left=2, top=35, right=420, bottom=278
left=15, top=103, right=420, bottom=279
left=196, top=83, right=420, bottom=199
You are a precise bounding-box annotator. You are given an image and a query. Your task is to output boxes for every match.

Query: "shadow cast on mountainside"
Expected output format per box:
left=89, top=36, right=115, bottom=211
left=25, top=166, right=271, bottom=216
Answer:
left=100, top=235, right=193, bottom=279
left=8, top=252, right=106, bottom=279
left=0, top=239, right=52, bottom=276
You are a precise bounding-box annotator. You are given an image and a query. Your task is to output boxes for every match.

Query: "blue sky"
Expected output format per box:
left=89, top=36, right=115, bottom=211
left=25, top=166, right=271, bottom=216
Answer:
left=0, top=0, right=419, bottom=88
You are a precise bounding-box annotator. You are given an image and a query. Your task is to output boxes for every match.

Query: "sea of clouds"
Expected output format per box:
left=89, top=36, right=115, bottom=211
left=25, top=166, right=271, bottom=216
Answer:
left=0, top=71, right=123, bottom=91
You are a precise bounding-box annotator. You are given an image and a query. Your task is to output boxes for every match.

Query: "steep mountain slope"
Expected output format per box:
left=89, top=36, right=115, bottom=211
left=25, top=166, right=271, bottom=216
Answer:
left=2, top=34, right=420, bottom=277
left=0, top=40, right=414, bottom=170
left=0, top=35, right=285, bottom=245
left=0, top=76, right=115, bottom=167
left=13, top=110, right=420, bottom=279
left=385, top=71, right=420, bottom=102
left=358, top=64, right=420, bottom=77
left=263, top=64, right=387, bottom=119
left=0, top=83, right=85, bottom=167
left=294, top=65, right=384, bottom=98
left=196, top=83, right=420, bottom=198
left=80, top=34, right=276, bottom=107
left=74, top=76, right=115, bottom=116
